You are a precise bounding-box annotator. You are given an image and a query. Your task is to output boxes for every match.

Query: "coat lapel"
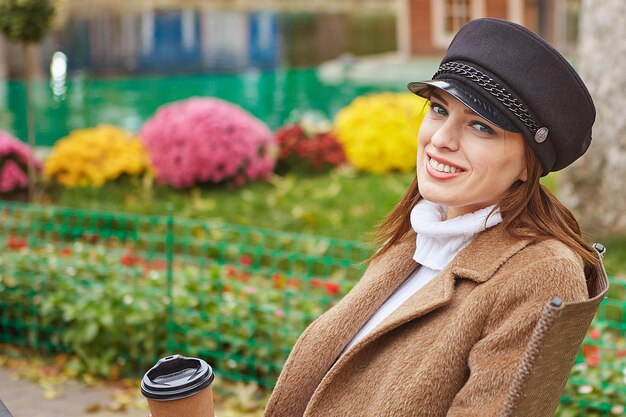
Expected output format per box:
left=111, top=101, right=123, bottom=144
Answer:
left=327, top=224, right=532, bottom=368
left=318, top=234, right=419, bottom=365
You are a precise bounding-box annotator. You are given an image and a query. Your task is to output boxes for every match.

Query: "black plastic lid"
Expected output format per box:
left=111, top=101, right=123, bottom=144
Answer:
left=140, top=354, right=214, bottom=401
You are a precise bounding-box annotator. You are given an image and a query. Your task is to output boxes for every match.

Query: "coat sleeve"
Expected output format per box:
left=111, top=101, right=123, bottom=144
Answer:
left=446, top=255, right=589, bottom=417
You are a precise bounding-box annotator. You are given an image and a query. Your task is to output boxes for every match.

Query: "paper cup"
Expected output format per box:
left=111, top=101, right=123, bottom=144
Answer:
left=141, top=354, right=215, bottom=417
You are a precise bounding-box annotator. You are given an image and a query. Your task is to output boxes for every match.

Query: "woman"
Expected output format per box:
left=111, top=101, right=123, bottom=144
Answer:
left=263, top=18, right=607, bottom=416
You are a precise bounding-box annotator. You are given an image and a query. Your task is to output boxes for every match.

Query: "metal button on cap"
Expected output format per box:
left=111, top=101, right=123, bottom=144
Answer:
left=535, top=127, right=549, bottom=143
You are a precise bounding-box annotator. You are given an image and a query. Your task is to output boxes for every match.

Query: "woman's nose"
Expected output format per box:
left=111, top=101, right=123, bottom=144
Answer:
left=430, top=120, right=461, bottom=151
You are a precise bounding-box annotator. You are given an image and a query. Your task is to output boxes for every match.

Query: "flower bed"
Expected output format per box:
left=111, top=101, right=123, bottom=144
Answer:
left=334, top=93, right=428, bottom=174
left=44, top=125, right=151, bottom=188
left=0, top=130, right=41, bottom=200
left=274, top=124, right=346, bottom=174
left=140, top=98, right=277, bottom=188
left=0, top=235, right=347, bottom=384
left=0, top=202, right=366, bottom=386
left=559, top=322, right=626, bottom=416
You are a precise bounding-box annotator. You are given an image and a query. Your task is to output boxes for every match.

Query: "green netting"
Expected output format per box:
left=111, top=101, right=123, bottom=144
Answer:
left=0, top=201, right=624, bottom=414
left=0, top=201, right=371, bottom=385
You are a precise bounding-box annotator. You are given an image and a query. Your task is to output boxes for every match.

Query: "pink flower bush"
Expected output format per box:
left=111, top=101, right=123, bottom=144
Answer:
left=140, top=98, right=277, bottom=188
left=0, top=130, right=42, bottom=196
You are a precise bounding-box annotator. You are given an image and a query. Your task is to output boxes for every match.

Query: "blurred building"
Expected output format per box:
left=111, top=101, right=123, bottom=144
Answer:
left=0, top=0, right=581, bottom=78
left=398, top=0, right=581, bottom=56
left=0, top=0, right=398, bottom=77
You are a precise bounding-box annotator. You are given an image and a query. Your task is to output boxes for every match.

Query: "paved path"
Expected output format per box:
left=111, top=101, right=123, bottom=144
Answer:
left=0, top=367, right=265, bottom=417
left=0, top=367, right=148, bottom=417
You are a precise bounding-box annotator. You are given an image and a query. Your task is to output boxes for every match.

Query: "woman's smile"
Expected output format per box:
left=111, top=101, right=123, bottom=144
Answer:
left=425, top=154, right=466, bottom=179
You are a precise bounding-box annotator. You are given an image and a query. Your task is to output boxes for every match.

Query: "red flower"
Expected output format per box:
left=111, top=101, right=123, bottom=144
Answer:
left=588, top=329, right=601, bottom=340
left=273, top=273, right=286, bottom=289
left=238, top=272, right=251, bottom=282
left=150, top=260, right=168, bottom=271
left=310, top=278, right=324, bottom=288
left=121, top=256, right=142, bottom=267
left=239, top=255, right=253, bottom=267
left=325, top=281, right=340, bottom=296
left=274, top=124, right=346, bottom=174
left=288, top=279, right=299, bottom=288
left=225, top=266, right=237, bottom=277
left=585, top=355, right=601, bottom=367
left=582, top=344, right=599, bottom=358
left=7, top=235, right=27, bottom=250
left=59, top=247, right=73, bottom=257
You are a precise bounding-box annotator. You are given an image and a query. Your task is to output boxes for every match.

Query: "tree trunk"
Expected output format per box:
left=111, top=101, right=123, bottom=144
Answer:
left=22, top=41, right=42, bottom=202
left=0, top=34, right=7, bottom=80
left=559, top=0, right=626, bottom=238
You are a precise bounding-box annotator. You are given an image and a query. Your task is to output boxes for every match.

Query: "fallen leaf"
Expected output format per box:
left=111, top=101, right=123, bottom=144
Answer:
left=84, top=402, right=103, bottom=413
left=43, top=388, right=59, bottom=399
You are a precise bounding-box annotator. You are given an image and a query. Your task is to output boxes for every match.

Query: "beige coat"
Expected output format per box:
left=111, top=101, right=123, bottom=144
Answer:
left=263, top=224, right=592, bottom=417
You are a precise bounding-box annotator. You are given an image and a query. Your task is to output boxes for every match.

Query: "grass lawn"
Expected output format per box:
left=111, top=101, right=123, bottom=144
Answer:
left=39, top=169, right=626, bottom=276
left=45, top=168, right=415, bottom=244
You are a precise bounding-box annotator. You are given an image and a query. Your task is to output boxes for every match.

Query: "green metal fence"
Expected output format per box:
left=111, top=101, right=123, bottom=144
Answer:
left=0, top=201, right=624, bottom=414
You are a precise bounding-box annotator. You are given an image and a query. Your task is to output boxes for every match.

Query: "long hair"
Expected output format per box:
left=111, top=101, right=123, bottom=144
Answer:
left=372, top=141, right=599, bottom=273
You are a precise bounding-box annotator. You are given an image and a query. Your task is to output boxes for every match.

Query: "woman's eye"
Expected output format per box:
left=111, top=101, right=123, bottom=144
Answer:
left=470, top=122, right=495, bottom=135
left=429, top=103, right=447, bottom=116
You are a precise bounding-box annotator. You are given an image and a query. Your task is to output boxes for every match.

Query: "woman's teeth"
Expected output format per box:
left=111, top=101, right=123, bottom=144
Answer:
left=429, top=157, right=461, bottom=173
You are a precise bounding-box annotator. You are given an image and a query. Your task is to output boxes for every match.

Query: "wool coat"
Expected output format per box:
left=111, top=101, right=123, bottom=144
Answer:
left=263, top=224, right=593, bottom=417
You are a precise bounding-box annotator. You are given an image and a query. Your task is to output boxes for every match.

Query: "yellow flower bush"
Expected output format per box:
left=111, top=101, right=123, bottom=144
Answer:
left=44, top=125, right=152, bottom=188
left=334, top=93, right=429, bottom=174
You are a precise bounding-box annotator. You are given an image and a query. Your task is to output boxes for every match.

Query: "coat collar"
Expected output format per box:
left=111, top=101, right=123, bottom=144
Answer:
left=372, top=222, right=532, bottom=286
left=450, top=223, right=532, bottom=283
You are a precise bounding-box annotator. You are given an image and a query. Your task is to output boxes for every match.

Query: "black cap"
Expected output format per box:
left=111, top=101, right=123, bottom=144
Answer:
left=408, top=18, right=596, bottom=176
left=140, top=354, right=214, bottom=401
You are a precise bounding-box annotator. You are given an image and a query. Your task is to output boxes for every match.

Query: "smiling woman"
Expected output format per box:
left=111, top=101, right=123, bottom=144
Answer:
left=263, top=18, right=608, bottom=417
left=416, top=90, right=527, bottom=218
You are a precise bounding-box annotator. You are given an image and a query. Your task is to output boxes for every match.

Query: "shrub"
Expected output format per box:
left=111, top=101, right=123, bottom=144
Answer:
left=0, top=235, right=346, bottom=384
left=274, top=124, right=346, bottom=174
left=558, top=322, right=626, bottom=416
left=0, top=129, right=41, bottom=199
left=334, top=92, right=428, bottom=174
left=140, top=98, right=277, bottom=188
left=44, top=124, right=152, bottom=188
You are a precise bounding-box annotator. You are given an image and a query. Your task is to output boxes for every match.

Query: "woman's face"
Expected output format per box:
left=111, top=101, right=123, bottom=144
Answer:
left=416, top=89, right=527, bottom=219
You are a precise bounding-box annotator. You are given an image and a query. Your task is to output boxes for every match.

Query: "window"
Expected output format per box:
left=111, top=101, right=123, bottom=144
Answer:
left=432, top=0, right=485, bottom=48
left=444, top=0, right=472, bottom=34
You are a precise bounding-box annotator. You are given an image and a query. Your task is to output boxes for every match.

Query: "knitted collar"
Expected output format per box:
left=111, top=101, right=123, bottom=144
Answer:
left=410, top=199, right=503, bottom=271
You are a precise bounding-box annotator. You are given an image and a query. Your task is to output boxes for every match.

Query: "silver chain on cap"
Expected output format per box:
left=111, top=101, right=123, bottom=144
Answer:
left=433, top=61, right=548, bottom=142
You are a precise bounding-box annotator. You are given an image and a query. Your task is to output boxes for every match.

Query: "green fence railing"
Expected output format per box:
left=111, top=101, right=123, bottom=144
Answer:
left=0, top=201, right=624, bottom=415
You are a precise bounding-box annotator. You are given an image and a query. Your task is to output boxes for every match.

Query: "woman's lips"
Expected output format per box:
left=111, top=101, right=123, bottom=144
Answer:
left=425, top=155, right=466, bottom=180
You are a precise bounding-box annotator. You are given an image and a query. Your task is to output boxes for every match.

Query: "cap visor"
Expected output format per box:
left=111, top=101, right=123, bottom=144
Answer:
left=408, top=79, right=519, bottom=132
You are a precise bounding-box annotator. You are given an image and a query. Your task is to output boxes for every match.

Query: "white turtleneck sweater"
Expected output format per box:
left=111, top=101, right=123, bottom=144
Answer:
left=342, top=199, right=503, bottom=353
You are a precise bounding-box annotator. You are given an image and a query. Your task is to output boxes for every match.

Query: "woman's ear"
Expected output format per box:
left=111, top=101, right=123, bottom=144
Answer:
left=519, top=166, right=528, bottom=183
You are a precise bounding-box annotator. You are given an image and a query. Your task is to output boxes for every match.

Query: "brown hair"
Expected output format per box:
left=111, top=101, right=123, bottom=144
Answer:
left=372, top=141, right=599, bottom=273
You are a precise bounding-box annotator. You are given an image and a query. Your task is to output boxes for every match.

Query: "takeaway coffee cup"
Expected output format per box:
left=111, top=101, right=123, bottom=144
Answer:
left=141, top=354, right=215, bottom=417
